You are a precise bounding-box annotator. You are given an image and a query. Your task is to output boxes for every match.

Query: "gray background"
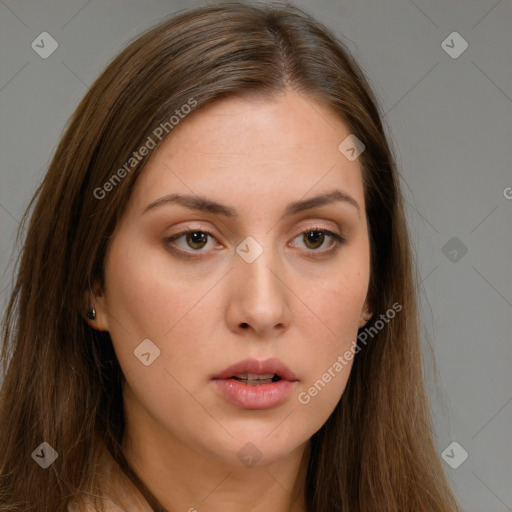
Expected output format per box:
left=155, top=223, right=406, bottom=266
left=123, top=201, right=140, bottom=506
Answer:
left=0, top=0, right=511, bottom=510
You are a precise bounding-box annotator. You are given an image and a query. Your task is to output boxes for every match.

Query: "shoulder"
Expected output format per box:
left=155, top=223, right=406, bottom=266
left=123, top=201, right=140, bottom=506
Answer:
left=67, top=496, right=126, bottom=512
left=66, top=448, right=153, bottom=512
left=66, top=498, right=100, bottom=512
left=67, top=493, right=142, bottom=512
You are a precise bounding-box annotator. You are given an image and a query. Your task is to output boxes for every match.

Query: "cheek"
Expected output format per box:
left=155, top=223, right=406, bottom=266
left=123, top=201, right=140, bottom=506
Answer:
left=104, top=237, right=211, bottom=336
left=292, top=269, right=367, bottom=411
left=103, top=240, right=223, bottom=382
left=300, top=268, right=368, bottom=346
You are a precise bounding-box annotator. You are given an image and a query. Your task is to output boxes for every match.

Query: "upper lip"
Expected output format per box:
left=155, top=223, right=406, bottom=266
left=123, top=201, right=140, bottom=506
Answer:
left=212, top=358, right=298, bottom=381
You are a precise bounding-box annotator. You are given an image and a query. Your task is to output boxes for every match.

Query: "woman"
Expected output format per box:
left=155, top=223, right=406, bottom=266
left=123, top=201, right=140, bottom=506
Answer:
left=0, top=2, right=461, bottom=511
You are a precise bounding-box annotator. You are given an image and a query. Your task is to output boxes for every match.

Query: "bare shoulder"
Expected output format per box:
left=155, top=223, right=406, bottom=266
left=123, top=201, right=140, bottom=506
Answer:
left=66, top=499, right=97, bottom=512
left=66, top=497, right=127, bottom=512
left=65, top=448, right=153, bottom=512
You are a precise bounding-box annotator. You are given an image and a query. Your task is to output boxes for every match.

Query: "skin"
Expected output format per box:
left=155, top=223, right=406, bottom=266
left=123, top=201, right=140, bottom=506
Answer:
left=88, top=88, right=372, bottom=512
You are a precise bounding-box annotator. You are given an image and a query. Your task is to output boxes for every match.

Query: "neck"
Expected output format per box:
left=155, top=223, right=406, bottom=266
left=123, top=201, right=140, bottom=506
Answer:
left=120, top=417, right=310, bottom=512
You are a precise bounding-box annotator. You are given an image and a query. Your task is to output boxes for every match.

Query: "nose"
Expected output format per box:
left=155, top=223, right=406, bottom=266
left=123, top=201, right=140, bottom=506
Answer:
left=225, top=239, right=291, bottom=338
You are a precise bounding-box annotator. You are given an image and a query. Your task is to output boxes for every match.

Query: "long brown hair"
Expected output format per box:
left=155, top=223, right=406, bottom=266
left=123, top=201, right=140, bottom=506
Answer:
left=0, top=2, right=460, bottom=511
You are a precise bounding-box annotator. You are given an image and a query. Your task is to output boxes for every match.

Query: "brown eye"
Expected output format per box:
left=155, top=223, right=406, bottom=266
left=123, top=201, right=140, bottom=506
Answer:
left=185, top=231, right=208, bottom=250
left=164, top=229, right=218, bottom=256
left=290, top=227, right=346, bottom=256
left=303, top=231, right=326, bottom=250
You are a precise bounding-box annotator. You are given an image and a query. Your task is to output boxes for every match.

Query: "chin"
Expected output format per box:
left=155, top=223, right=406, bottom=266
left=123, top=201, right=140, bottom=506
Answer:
left=197, top=422, right=308, bottom=469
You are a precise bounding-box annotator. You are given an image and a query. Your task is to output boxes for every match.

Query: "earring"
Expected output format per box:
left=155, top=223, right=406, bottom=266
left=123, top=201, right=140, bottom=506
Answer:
left=86, top=308, right=96, bottom=320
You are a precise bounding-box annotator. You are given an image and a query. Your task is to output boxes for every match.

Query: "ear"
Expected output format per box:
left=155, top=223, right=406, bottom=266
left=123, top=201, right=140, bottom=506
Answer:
left=358, top=299, right=373, bottom=329
left=83, top=280, right=110, bottom=332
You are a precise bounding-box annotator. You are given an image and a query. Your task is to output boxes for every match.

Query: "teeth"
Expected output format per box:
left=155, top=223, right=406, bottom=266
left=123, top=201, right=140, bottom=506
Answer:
left=234, top=372, right=275, bottom=380
left=232, top=372, right=277, bottom=385
left=246, top=379, right=273, bottom=385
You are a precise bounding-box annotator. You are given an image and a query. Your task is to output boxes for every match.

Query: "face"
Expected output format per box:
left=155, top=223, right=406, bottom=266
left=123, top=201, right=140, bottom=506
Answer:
left=91, top=89, right=372, bottom=469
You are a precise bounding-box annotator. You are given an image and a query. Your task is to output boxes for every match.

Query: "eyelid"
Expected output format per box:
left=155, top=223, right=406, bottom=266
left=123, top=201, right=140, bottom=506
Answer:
left=288, top=224, right=346, bottom=253
left=163, top=225, right=220, bottom=257
left=163, top=223, right=346, bottom=258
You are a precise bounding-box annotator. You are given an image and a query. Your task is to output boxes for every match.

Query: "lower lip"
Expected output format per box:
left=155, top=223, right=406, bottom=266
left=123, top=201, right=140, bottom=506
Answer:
left=211, top=379, right=297, bottom=410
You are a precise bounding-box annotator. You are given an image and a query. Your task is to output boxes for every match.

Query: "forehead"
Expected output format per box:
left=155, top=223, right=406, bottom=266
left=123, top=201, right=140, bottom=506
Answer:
left=131, top=90, right=365, bottom=213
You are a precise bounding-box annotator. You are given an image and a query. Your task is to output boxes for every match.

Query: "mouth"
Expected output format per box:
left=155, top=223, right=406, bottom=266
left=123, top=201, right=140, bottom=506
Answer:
left=230, top=372, right=283, bottom=385
left=211, top=358, right=298, bottom=410
left=212, top=357, right=298, bottom=382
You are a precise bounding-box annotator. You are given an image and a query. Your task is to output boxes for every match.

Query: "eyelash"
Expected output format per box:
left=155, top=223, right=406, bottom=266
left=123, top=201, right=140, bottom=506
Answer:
left=163, top=225, right=346, bottom=259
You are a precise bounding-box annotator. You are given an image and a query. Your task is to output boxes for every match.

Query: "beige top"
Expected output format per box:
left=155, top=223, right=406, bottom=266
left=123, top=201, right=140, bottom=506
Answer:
left=66, top=448, right=154, bottom=512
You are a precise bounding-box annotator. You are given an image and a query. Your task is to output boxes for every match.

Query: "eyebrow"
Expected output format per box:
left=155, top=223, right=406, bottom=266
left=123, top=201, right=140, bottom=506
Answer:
left=143, top=189, right=361, bottom=219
